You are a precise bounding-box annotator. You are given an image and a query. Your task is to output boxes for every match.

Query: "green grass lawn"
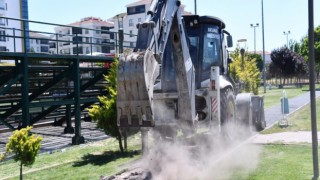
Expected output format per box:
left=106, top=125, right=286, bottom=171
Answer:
left=233, top=144, right=314, bottom=180
left=259, top=85, right=316, bottom=109
left=0, top=135, right=142, bottom=180
left=262, top=97, right=320, bottom=134
left=233, top=91, right=320, bottom=179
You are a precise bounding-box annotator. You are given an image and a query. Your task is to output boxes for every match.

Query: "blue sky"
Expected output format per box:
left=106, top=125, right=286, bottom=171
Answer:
left=28, top=0, right=320, bottom=52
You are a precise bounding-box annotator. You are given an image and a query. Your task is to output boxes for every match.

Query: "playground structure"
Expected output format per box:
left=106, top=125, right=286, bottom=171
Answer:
left=0, top=17, right=131, bottom=144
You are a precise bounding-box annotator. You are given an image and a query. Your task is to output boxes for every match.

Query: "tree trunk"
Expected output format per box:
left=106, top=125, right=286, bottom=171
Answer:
left=124, top=133, right=127, bottom=151
left=20, top=162, right=23, bottom=180
left=118, top=134, right=124, bottom=153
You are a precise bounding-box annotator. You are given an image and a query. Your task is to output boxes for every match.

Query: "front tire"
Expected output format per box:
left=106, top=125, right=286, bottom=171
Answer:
left=220, top=88, right=236, bottom=139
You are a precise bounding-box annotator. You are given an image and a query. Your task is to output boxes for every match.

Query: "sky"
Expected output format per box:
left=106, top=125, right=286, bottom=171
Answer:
left=28, top=0, right=320, bottom=52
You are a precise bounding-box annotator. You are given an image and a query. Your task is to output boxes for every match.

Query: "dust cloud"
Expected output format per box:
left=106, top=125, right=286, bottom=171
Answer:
left=139, top=125, right=261, bottom=180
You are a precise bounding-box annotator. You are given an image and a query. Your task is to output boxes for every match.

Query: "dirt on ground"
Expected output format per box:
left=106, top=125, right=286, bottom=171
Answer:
left=100, top=131, right=316, bottom=180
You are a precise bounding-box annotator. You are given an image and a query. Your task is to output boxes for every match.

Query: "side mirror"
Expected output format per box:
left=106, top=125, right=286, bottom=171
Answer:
left=227, top=35, right=233, bottom=48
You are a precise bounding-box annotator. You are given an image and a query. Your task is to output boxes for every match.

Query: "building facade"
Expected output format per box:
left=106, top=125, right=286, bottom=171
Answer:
left=29, top=32, right=50, bottom=53
left=0, top=0, right=28, bottom=53
left=50, top=17, right=114, bottom=55
left=110, top=0, right=190, bottom=49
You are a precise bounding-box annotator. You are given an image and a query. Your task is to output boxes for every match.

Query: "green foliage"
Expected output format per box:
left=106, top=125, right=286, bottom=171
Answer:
left=247, top=53, right=263, bottom=72
left=230, top=49, right=261, bottom=95
left=0, top=153, right=4, bottom=161
left=88, top=60, right=124, bottom=152
left=300, top=25, right=320, bottom=81
left=6, top=126, right=42, bottom=166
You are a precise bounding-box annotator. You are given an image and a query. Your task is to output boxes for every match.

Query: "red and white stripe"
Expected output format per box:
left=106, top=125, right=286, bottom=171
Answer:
left=211, top=97, right=218, bottom=113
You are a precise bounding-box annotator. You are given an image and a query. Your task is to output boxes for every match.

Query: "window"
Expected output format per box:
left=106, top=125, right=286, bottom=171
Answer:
left=101, top=26, right=110, bottom=34
left=86, top=47, right=90, bottom=54
left=96, top=27, right=100, bottom=34
left=72, top=36, right=82, bottom=43
left=85, top=29, right=89, bottom=34
left=127, top=5, right=145, bottom=15
left=0, top=0, right=5, bottom=10
left=129, top=30, right=133, bottom=37
left=72, top=27, right=82, bottom=34
left=0, top=46, right=6, bottom=51
left=40, top=39, right=49, bottom=44
left=85, top=37, right=90, bottom=43
left=129, top=19, right=134, bottom=27
left=41, top=46, right=49, bottom=53
left=0, top=30, right=5, bottom=41
left=73, top=46, right=83, bottom=54
left=0, top=18, right=5, bottom=25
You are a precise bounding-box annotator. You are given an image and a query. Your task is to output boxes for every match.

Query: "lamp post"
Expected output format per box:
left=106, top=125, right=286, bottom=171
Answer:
left=250, top=23, right=259, bottom=54
left=283, top=31, right=290, bottom=47
left=308, top=0, right=319, bottom=178
left=194, top=0, right=197, bottom=15
left=237, top=39, right=247, bottom=70
left=261, top=0, right=266, bottom=93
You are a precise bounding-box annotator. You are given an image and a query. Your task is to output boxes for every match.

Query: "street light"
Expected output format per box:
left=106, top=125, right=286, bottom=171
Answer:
left=261, top=0, right=266, bottom=93
left=194, top=0, right=197, bottom=15
left=250, top=23, right=259, bottom=54
left=283, top=31, right=291, bottom=47
left=308, top=0, right=319, bottom=179
left=237, top=39, right=247, bottom=70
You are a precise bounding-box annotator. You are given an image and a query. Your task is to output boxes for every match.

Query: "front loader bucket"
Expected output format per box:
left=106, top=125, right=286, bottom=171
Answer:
left=117, top=50, right=159, bottom=127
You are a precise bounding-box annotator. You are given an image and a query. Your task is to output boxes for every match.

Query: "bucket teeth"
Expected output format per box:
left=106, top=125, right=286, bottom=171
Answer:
left=117, top=50, right=159, bottom=127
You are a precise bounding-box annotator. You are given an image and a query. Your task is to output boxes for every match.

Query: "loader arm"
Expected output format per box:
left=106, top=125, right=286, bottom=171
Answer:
left=117, top=0, right=196, bottom=127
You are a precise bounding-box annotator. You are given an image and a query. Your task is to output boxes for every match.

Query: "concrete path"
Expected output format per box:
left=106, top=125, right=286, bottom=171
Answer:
left=264, top=90, right=320, bottom=127
left=0, top=121, right=108, bottom=154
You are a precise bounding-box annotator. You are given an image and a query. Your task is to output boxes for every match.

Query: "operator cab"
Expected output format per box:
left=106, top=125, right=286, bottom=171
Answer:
left=161, top=15, right=233, bottom=91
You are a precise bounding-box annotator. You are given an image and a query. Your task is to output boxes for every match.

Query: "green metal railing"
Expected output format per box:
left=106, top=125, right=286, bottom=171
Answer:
left=0, top=16, right=138, bottom=144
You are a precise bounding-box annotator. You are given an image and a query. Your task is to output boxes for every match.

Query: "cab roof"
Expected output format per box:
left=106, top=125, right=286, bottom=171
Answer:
left=183, top=15, right=226, bottom=29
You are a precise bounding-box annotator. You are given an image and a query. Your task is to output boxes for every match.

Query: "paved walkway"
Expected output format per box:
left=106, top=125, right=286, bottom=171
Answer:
left=265, top=90, right=320, bottom=127
left=0, top=121, right=108, bottom=154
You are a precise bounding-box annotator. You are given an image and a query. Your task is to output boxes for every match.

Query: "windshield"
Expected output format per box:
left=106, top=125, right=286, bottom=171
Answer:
left=202, top=25, right=221, bottom=72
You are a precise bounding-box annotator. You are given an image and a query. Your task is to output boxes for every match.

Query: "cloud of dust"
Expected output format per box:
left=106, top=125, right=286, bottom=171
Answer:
left=140, top=124, right=261, bottom=180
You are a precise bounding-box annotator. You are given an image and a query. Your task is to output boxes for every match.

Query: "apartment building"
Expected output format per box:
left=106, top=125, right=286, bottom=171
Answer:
left=110, top=0, right=190, bottom=49
left=50, top=17, right=114, bottom=55
left=0, top=0, right=29, bottom=53
left=29, top=32, right=50, bottom=53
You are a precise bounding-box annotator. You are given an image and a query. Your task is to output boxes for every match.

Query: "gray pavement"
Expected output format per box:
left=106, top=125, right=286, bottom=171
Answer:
left=0, top=121, right=108, bottom=154
left=265, top=90, right=320, bottom=127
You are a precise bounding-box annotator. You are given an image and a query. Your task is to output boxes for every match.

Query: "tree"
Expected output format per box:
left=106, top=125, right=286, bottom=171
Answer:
left=5, top=126, right=42, bottom=180
left=88, top=60, right=125, bottom=152
left=270, top=46, right=308, bottom=86
left=270, top=47, right=296, bottom=85
left=300, top=25, right=320, bottom=82
left=247, top=53, right=263, bottom=72
left=230, top=49, right=261, bottom=95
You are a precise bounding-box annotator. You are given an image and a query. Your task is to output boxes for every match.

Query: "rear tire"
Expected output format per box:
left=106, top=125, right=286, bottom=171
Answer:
left=221, top=88, right=236, bottom=139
